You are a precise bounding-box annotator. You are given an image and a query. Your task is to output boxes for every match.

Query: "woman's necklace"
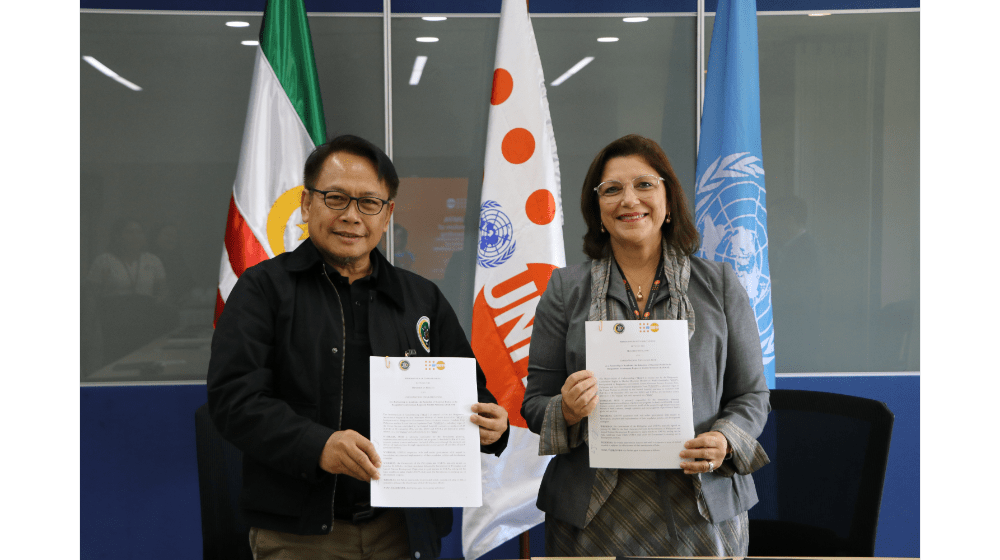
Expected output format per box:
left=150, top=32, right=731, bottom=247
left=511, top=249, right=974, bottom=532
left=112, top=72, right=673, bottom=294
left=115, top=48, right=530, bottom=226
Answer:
left=622, top=269, right=652, bottom=300
left=614, top=258, right=667, bottom=318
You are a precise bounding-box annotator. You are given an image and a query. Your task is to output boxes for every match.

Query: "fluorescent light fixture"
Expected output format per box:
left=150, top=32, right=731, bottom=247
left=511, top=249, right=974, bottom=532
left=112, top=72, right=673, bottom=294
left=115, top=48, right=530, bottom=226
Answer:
left=409, top=56, right=428, bottom=85
left=82, top=55, right=142, bottom=91
left=550, top=56, right=594, bottom=87
left=226, top=21, right=250, bottom=27
left=808, top=13, right=831, bottom=16
left=623, top=17, right=649, bottom=23
left=416, top=37, right=439, bottom=43
left=422, top=16, right=447, bottom=21
left=597, top=37, right=619, bottom=43
left=242, top=40, right=260, bottom=46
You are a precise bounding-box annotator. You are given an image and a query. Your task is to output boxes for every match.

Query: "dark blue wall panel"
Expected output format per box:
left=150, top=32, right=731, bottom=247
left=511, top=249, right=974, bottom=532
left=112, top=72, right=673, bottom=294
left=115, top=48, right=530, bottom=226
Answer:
left=80, top=375, right=918, bottom=559
left=81, top=0, right=918, bottom=13
left=81, top=0, right=382, bottom=11
left=81, top=385, right=208, bottom=560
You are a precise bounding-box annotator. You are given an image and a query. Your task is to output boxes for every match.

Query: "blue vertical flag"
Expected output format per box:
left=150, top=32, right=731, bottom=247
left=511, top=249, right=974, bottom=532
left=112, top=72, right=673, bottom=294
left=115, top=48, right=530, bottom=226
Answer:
left=695, top=0, right=775, bottom=388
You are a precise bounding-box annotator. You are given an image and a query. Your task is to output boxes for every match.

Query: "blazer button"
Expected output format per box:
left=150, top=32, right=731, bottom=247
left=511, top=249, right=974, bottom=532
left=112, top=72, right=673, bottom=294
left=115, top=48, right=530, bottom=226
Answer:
left=331, top=348, right=338, bottom=354
left=321, top=524, right=328, bottom=532
left=414, top=552, right=420, bottom=559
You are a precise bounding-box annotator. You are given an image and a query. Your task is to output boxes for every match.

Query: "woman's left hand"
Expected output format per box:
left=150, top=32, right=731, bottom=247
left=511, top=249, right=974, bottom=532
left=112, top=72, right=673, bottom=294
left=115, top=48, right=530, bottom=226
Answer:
left=471, top=402, right=508, bottom=446
left=679, top=431, right=730, bottom=475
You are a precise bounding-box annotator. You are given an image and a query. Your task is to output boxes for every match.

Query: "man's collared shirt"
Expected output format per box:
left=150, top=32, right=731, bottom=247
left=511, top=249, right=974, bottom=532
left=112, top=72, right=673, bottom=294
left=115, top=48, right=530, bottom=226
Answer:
left=325, top=258, right=378, bottom=521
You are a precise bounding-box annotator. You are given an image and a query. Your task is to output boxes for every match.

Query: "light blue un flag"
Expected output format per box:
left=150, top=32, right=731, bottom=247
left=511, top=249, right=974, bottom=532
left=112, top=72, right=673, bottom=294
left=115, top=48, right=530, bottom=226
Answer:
left=695, top=0, right=775, bottom=388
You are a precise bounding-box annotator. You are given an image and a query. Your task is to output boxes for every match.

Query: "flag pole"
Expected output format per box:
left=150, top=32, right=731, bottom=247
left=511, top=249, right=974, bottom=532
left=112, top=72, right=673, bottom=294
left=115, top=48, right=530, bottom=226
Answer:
left=518, top=7, right=531, bottom=560
left=519, top=5, right=531, bottom=556
left=384, top=0, right=395, bottom=263
left=697, top=0, right=705, bottom=151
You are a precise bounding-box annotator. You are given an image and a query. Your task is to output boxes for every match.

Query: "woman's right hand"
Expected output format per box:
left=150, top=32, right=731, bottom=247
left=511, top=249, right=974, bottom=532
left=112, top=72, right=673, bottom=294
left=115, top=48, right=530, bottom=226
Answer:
left=561, top=370, right=599, bottom=426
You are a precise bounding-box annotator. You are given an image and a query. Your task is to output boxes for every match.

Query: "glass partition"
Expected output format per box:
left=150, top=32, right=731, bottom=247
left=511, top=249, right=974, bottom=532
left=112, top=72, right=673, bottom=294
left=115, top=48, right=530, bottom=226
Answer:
left=705, top=12, right=920, bottom=373
left=390, top=14, right=697, bottom=332
left=80, top=8, right=918, bottom=382
left=80, top=12, right=384, bottom=381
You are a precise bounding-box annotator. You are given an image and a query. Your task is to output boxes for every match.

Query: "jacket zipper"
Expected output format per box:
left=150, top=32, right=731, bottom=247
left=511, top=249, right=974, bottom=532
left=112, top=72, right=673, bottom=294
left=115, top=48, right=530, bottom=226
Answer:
left=321, top=265, right=347, bottom=532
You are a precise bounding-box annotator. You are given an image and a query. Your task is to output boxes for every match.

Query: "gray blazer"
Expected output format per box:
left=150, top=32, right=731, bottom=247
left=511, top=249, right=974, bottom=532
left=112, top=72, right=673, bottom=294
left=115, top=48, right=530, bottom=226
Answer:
left=521, top=256, right=770, bottom=528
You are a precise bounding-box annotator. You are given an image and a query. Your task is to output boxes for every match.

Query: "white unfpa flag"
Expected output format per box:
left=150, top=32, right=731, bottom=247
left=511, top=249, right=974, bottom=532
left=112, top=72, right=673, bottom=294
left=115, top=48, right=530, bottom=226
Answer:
left=464, top=0, right=565, bottom=558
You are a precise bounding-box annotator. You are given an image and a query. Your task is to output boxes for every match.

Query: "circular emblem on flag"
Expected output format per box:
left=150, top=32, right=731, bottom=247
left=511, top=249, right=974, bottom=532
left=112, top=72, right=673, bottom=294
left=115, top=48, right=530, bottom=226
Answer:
left=695, top=154, right=771, bottom=307
left=478, top=200, right=516, bottom=268
left=695, top=153, right=774, bottom=368
left=399, top=360, right=410, bottom=371
left=417, top=316, right=430, bottom=353
left=266, top=185, right=309, bottom=256
left=613, top=323, right=625, bottom=334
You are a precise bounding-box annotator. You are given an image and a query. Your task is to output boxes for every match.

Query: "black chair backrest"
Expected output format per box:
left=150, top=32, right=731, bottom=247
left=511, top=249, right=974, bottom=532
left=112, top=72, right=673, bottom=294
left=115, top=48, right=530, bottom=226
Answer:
left=194, top=404, right=253, bottom=560
left=747, top=389, right=894, bottom=557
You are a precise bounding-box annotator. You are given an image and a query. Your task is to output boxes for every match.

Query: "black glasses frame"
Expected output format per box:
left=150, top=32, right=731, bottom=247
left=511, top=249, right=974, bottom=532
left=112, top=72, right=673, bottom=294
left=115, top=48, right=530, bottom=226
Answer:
left=307, top=187, right=390, bottom=215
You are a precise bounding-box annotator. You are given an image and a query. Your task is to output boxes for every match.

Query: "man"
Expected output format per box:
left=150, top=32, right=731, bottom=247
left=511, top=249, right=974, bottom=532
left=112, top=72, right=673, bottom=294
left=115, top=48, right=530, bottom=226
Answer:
left=208, top=135, right=509, bottom=559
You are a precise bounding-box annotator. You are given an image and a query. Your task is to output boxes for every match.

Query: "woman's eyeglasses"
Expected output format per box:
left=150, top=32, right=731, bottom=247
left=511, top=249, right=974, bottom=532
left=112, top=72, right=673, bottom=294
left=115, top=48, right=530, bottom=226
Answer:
left=594, top=175, right=664, bottom=202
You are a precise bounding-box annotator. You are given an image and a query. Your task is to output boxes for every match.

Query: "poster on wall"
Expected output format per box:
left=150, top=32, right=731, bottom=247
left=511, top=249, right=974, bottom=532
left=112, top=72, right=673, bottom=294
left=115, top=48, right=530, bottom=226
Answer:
left=392, top=178, right=468, bottom=280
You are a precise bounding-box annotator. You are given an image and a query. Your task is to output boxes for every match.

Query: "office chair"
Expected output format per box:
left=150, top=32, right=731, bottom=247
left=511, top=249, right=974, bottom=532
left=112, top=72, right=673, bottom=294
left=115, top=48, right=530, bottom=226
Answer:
left=747, top=389, right=894, bottom=557
left=194, top=404, right=253, bottom=560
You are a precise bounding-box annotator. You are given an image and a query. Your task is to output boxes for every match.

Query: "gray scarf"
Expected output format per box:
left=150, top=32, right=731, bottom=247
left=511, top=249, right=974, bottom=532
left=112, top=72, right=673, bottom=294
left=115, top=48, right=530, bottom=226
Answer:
left=588, top=241, right=696, bottom=338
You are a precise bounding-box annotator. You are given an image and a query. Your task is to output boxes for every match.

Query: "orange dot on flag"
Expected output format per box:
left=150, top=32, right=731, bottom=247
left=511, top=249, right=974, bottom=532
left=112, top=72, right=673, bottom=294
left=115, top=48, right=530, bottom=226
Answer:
left=501, top=128, right=535, bottom=164
left=526, top=189, right=556, bottom=225
left=491, top=68, right=513, bottom=105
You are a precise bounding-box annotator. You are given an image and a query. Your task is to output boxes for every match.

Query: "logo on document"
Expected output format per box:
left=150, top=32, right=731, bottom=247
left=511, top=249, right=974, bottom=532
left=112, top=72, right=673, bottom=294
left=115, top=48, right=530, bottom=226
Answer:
left=613, top=323, right=625, bottom=334
left=425, top=360, right=446, bottom=371
left=399, top=360, right=410, bottom=371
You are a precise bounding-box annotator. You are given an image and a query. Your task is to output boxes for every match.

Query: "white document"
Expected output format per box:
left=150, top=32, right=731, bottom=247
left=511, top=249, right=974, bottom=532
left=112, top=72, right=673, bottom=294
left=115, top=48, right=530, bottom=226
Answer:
left=369, top=356, right=482, bottom=507
left=585, top=320, right=695, bottom=469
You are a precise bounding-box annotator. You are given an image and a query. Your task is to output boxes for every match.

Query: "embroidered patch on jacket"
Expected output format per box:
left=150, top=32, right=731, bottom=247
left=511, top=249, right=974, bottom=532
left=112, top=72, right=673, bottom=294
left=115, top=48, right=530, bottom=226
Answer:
left=417, top=316, right=431, bottom=352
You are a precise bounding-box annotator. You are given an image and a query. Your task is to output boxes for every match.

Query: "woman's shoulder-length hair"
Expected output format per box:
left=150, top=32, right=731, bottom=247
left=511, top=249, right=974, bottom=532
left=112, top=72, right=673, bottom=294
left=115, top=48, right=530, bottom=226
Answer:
left=580, top=134, right=700, bottom=260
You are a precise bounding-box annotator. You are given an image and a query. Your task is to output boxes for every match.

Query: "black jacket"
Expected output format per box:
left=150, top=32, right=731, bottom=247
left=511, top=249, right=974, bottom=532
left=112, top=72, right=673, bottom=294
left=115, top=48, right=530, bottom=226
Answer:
left=208, top=239, right=508, bottom=558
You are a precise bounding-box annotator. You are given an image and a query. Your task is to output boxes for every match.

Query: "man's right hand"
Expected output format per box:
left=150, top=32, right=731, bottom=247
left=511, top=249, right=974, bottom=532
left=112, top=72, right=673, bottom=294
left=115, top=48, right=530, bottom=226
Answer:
left=319, top=430, right=381, bottom=482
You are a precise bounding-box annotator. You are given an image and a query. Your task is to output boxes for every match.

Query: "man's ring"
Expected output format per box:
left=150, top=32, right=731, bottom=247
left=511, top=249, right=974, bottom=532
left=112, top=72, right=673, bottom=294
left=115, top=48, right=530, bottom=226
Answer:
left=707, top=461, right=714, bottom=472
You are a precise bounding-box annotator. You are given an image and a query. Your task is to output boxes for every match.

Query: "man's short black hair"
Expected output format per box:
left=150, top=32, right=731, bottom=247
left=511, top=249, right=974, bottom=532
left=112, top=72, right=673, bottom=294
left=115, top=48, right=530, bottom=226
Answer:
left=303, top=135, right=400, bottom=199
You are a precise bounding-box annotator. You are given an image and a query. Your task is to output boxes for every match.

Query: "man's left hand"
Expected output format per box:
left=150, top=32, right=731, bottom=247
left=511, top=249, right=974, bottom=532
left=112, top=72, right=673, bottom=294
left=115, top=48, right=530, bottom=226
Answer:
left=471, top=402, right=508, bottom=446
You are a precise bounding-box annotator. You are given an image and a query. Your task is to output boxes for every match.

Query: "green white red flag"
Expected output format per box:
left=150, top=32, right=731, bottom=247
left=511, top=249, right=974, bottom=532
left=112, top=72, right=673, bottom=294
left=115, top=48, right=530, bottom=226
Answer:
left=216, top=0, right=326, bottom=323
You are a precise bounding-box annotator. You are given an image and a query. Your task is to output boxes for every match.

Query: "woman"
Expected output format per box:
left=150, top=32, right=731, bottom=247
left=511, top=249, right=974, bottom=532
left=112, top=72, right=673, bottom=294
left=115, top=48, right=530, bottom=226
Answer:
left=521, top=134, right=770, bottom=557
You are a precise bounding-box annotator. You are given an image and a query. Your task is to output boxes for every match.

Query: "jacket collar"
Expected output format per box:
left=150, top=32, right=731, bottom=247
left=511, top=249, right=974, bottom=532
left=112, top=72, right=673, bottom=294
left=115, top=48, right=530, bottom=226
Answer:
left=284, top=239, right=406, bottom=310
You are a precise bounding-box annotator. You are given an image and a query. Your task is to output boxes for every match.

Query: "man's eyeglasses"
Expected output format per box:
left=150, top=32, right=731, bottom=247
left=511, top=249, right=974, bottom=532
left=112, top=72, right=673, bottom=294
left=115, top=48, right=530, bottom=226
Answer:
left=594, top=174, right=664, bottom=201
left=307, top=187, right=390, bottom=215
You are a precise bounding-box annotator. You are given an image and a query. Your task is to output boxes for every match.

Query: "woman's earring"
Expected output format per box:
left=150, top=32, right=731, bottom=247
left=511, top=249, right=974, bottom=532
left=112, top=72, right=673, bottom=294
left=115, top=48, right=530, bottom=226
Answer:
left=600, top=223, right=605, bottom=233
left=665, top=212, right=671, bottom=223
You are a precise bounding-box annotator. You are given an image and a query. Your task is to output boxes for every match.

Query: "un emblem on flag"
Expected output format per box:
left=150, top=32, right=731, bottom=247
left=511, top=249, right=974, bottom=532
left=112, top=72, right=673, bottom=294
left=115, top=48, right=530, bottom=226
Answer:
left=477, top=200, right=516, bottom=268
left=695, top=153, right=775, bottom=366
left=695, top=154, right=771, bottom=307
